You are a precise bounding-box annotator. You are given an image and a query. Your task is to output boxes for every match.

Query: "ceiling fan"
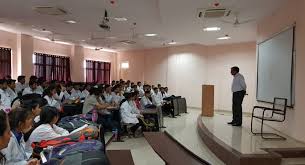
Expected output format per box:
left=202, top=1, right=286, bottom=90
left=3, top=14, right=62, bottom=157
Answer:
left=221, top=12, right=256, bottom=27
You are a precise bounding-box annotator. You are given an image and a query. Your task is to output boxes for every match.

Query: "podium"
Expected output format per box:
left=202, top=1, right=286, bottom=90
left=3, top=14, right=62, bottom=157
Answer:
left=202, top=85, right=214, bottom=117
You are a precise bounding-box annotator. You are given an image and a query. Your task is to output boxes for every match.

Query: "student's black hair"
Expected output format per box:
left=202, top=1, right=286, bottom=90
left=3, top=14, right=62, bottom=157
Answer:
left=17, top=75, right=26, bottom=82
left=38, top=106, right=59, bottom=125
left=29, top=75, right=38, bottom=82
left=137, top=81, right=141, bottom=85
left=131, top=91, right=139, bottom=97
left=43, top=85, right=56, bottom=97
left=105, top=84, right=111, bottom=89
left=89, top=86, right=101, bottom=96
left=0, top=111, right=8, bottom=137
left=8, top=107, right=33, bottom=131
left=145, top=90, right=151, bottom=94
left=124, top=92, right=133, bottom=100
left=29, top=80, right=37, bottom=86
left=231, top=66, right=240, bottom=73
left=153, top=87, right=158, bottom=90
left=22, top=97, right=48, bottom=110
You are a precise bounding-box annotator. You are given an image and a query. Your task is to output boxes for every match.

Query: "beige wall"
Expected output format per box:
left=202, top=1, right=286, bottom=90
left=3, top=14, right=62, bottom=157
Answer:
left=256, top=0, right=305, bottom=142
left=0, top=30, right=118, bottom=82
left=117, top=43, right=255, bottom=109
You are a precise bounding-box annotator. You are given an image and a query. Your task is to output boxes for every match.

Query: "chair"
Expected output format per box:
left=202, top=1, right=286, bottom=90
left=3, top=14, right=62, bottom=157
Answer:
left=251, top=97, right=288, bottom=140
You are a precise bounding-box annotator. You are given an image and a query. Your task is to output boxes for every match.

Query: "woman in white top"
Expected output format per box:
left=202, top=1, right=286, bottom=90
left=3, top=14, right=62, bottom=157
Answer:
left=103, top=85, right=113, bottom=104
left=120, top=93, right=143, bottom=135
left=43, top=85, right=61, bottom=110
left=81, top=84, right=91, bottom=99
left=27, top=106, right=69, bottom=152
left=1, top=108, right=40, bottom=165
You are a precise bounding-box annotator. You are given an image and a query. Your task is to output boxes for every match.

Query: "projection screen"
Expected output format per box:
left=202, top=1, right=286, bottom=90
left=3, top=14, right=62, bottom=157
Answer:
left=257, top=27, right=295, bottom=106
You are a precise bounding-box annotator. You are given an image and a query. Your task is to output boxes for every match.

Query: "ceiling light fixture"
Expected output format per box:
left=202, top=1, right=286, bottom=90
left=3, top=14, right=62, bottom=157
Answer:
left=65, top=20, right=77, bottom=24
left=203, top=27, right=221, bottom=32
left=114, top=17, right=128, bottom=22
left=217, top=35, right=231, bottom=40
left=144, top=33, right=158, bottom=37
left=168, top=40, right=177, bottom=45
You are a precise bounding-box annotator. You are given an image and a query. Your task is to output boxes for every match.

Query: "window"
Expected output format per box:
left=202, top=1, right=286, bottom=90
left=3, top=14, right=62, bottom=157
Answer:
left=85, top=60, right=111, bottom=84
left=0, top=47, right=11, bottom=78
left=33, top=52, right=71, bottom=82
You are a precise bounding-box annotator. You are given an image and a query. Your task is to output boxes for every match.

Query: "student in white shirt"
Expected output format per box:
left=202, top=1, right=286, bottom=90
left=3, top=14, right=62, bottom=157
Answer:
left=63, top=83, right=76, bottom=101
left=82, top=84, right=91, bottom=99
left=22, top=80, right=42, bottom=96
left=43, top=85, right=61, bottom=110
left=6, top=79, right=17, bottom=103
left=228, top=66, right=247, bottom=126
left=140, top=90, right=154, bottom=109
left=129, top=91, right=141, bottom=115
left=54, top=84, right=65, bottom=103
left=0, top=111, right=11, bottom=164
left=103, top=85, right=113, bottom=104
left=1, top=108, right=40, bottom=165
left=125, top=82, right=132, bottom=93
left=15, top=76, right=26, bottom=96
left=27, top=106, right=69, bottom=152
left=71, top=84, right=83, bottom=99
left=111, top=85, right=125, bottom=106
left=0, top=80, right=12, bottom=110
left=164, top=87, right=171, bottom=98
left=120, top=93, right=144, bottom=136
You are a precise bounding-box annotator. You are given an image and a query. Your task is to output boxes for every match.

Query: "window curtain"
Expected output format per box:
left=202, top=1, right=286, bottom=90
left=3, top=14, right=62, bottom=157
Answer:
left=85, top=60, right=111, bottom=84
left=33, top=53, right=71, bottom=82
left=0, top=47, right=11, bottom=79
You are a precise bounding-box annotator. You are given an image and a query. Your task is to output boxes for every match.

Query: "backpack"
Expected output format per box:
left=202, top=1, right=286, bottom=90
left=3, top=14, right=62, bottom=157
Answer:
left=57, top=116, right=99, bottom=132
left=32, top=126, right=101, bottom=156
left=40, top=140, right=109, bottom=165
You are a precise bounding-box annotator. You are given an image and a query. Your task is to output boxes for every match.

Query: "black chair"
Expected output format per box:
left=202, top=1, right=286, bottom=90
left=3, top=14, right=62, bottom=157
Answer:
left=251, top=97, right=288, bottom=140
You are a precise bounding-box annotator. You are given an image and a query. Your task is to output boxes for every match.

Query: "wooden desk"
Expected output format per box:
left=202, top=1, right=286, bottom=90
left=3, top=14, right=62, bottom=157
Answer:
left=141, top=108, right=159, bottom=131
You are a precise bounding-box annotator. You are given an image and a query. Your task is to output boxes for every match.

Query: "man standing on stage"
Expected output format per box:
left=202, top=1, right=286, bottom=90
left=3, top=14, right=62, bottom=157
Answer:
left=228, top=66, right=247, bottom=126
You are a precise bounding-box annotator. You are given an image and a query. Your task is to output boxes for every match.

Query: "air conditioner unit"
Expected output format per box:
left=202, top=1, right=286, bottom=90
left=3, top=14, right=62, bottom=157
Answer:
left=197, top=8, right=231, bottom=18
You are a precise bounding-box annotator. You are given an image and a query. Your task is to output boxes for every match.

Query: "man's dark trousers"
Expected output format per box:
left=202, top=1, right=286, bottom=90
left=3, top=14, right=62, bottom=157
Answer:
left=232, top=90, right=246, bottom=125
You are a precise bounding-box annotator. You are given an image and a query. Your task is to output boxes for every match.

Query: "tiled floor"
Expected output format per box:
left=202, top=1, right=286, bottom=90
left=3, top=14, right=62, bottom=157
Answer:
left=201, top=113, right=305, bottom=154
left=106, top=109, right=305, bottom=165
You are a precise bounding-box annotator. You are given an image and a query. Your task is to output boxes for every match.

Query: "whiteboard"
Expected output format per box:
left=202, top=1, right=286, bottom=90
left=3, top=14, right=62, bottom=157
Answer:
left=257, top=27, right=295, bottom=106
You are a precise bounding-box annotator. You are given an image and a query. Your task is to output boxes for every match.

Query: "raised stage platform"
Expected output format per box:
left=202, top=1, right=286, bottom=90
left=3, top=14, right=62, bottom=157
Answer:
left=197, top=113, right=305, bottom=165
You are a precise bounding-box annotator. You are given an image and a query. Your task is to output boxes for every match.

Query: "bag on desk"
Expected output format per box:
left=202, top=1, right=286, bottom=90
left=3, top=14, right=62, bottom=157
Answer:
left=57, top=115, right=99, bottom=132
left=40, top=140, right=109, bottom=165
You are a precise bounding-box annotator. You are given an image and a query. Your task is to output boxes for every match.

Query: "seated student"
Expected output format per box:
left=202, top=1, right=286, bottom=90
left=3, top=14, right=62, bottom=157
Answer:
left=27, top=106, right=69, bottom=150
left=0, top=111, right=11, bottom=164
left=22, top=96, right=48, bottom=142
left=152, top=87, right=163, bottom=107
left=15, top=76, right=26, bottom=96
left=111, top=85, right=125, bottom=106
left=120, top=93, right=144, bottom=137
left=0, top=79, right=12, bottom=110
left=63, top=83, right=78, bottom=102
left=129, top=91, right=141, bottom=115
left=1, top=108, right=40, bottom=165
left=7, top=79, right=17, bottom=103
left=82, top=84, right=91, bottom=99
left=103, top=85, right=113, bottom=104
left=111, top=80, right=116, bottom=87
left=164, top=87, right=171, bottom=97
left=43, top=85, right=61, bottom=110
left=54, top=84, right=65, bottom=103
left=71, top=83, right=83, bottom=99
left=124, top=82, right=131, bottom=93
left=140, top=91, right=154, bottom=109
left=22, top=80, right=42, bottom=96
left=82, top=87, right=110, bottom=115
left=36, top=77, right=46, bottom=95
